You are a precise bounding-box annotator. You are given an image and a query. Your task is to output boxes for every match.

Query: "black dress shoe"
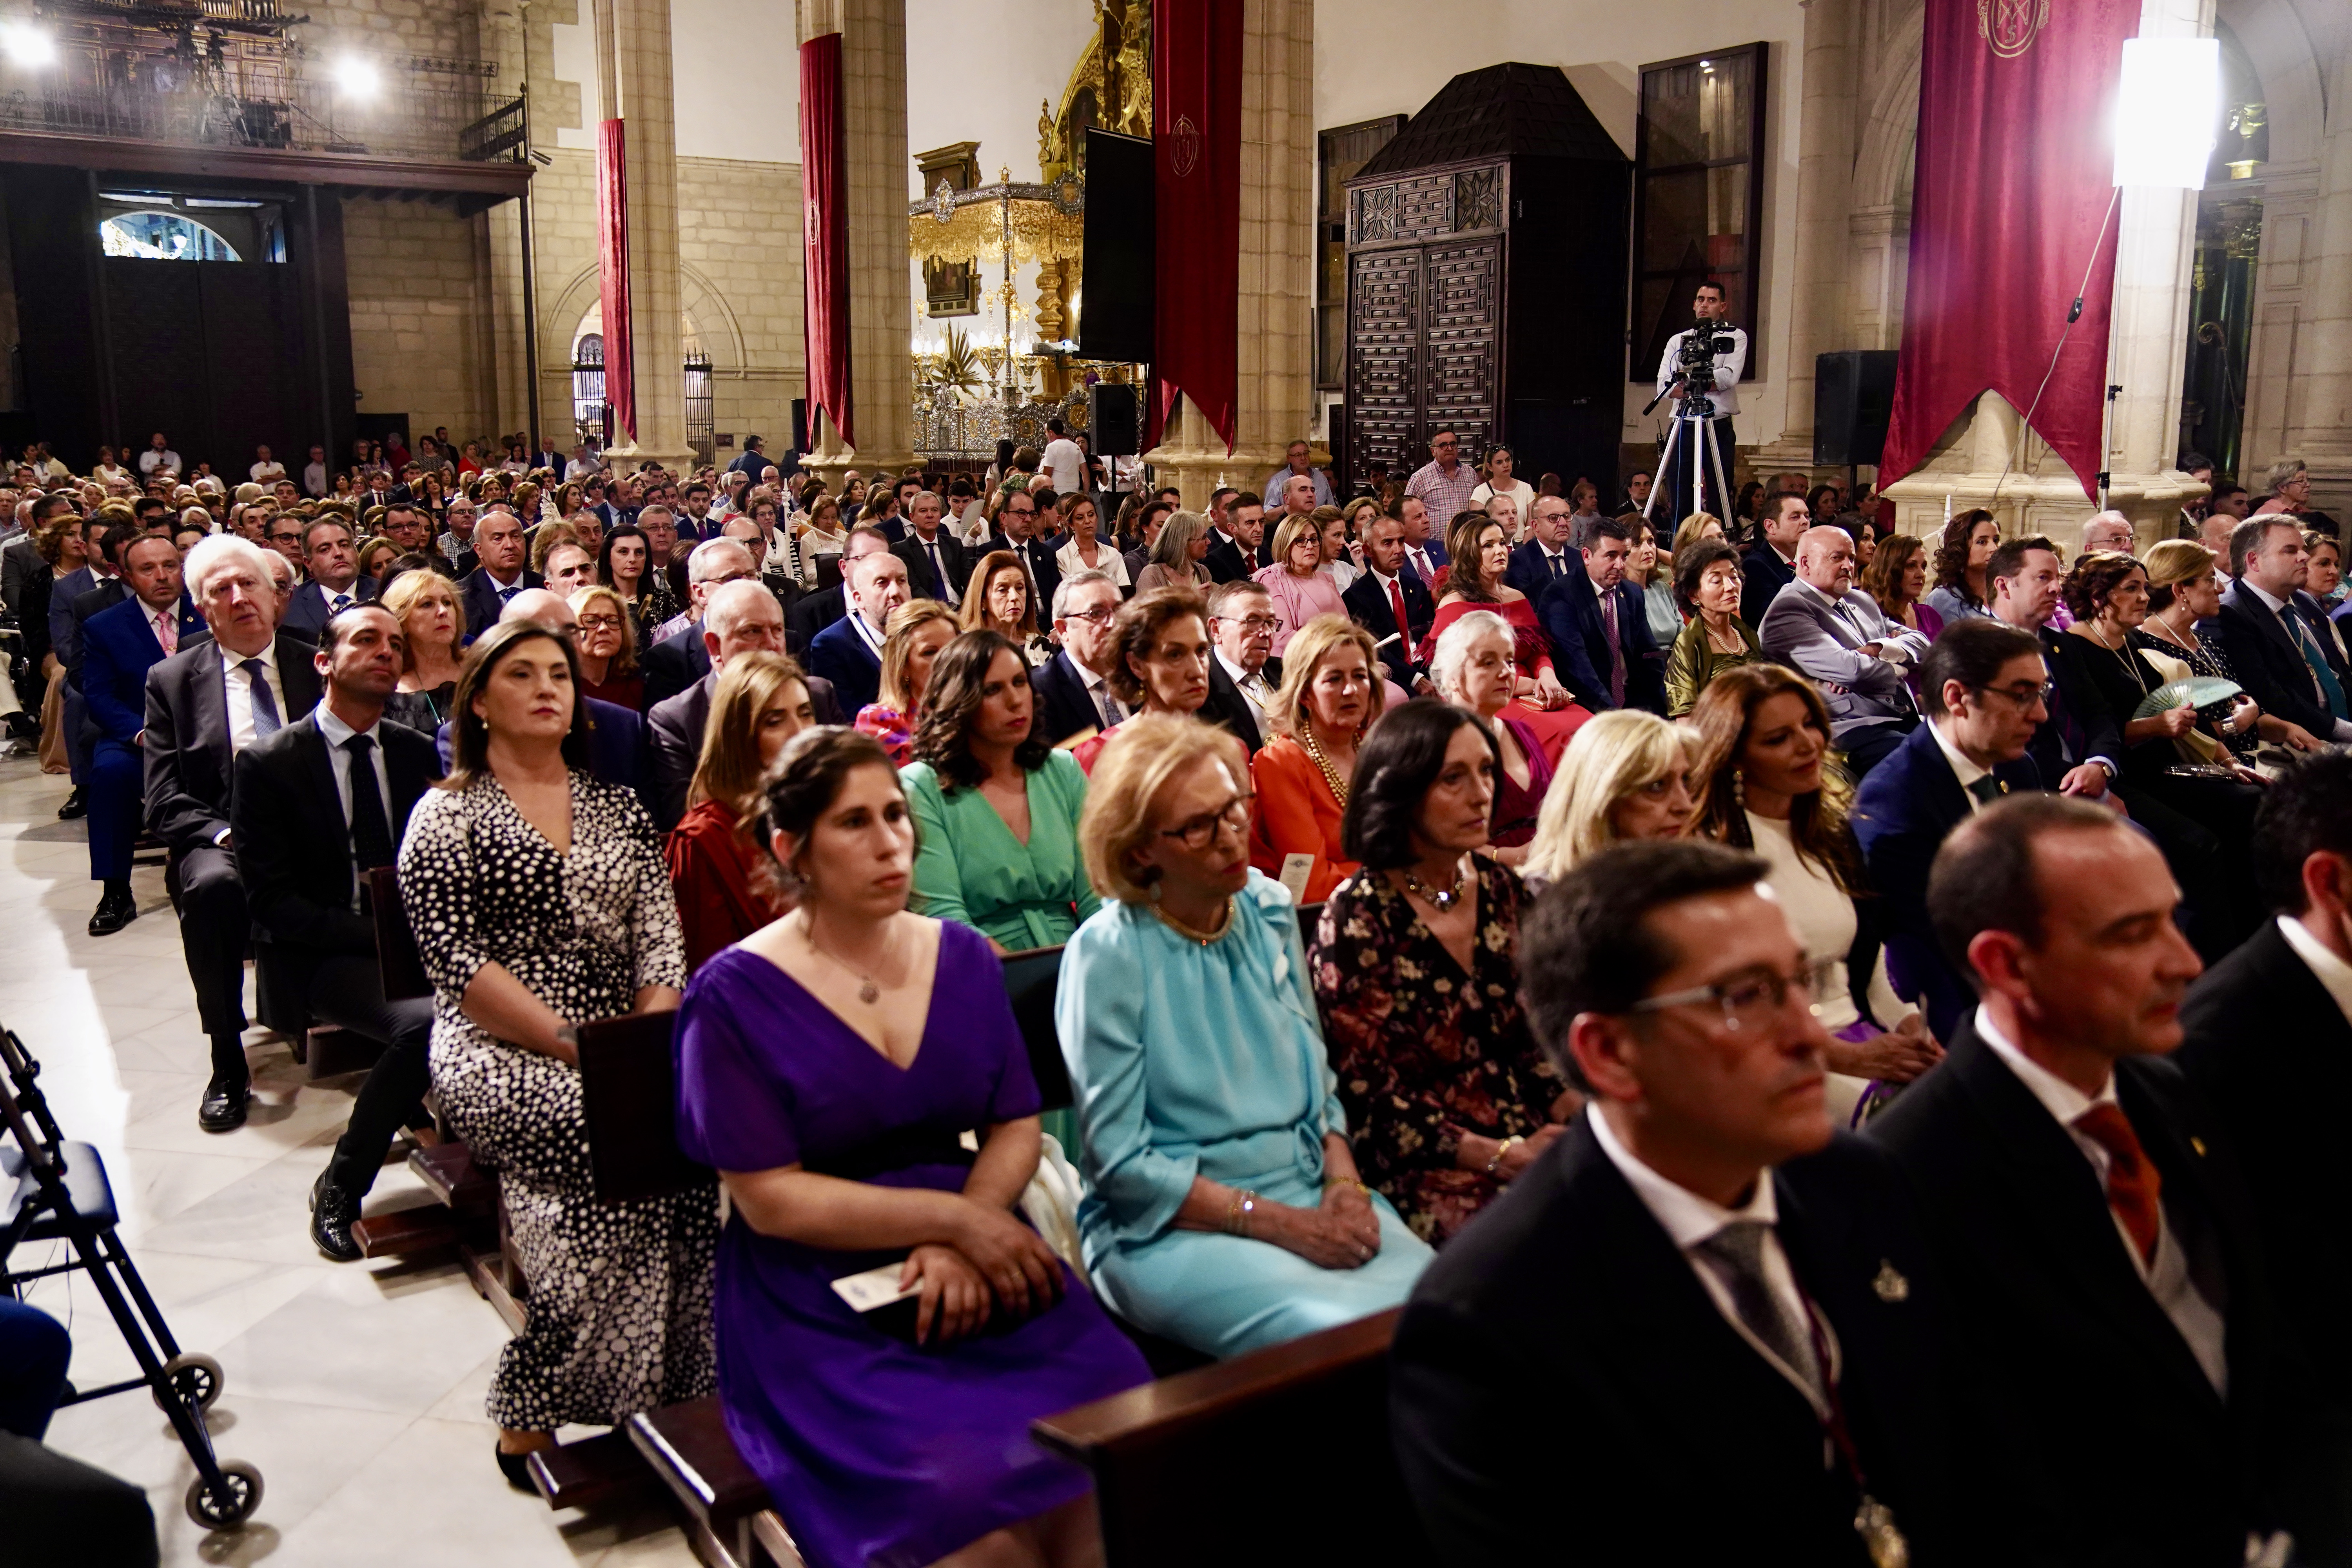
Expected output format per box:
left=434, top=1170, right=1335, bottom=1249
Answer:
left=87, top=888, right=137, bottom=937
left=197, top=1074, right=250, bottom=1134
left=310, top=1172, right=362, bottom=1262
left=56, top=787, right=85, bottom=820
left=495, top=1442, right=539, bottom=1495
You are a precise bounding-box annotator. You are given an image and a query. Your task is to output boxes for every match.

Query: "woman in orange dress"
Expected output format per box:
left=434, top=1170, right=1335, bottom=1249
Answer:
left=664, top=651, right=817, bottom=971
left=1248, top=615, right=1379, bottom=903
left=1419, top=509, right=1588, bottom=761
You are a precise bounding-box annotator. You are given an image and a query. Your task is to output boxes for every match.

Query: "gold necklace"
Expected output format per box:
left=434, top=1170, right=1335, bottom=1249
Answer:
left=1298, top=724, right=1350, bottom=805
left=1151, top=896, right=1234, bottom=946
left=803, top=916, right=894, bottom=1004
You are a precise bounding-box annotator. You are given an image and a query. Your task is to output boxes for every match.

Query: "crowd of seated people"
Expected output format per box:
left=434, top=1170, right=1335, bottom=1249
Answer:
left=18, top=429, right=2352, bottom=1563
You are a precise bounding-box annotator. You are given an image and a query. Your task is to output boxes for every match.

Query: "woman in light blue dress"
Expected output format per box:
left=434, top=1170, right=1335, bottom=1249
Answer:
left=1056, top=713, right=1432, bottom=1357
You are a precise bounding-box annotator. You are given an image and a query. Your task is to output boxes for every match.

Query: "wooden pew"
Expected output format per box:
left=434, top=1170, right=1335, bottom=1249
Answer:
left=1031, top=1307, right=1432, bottom=1568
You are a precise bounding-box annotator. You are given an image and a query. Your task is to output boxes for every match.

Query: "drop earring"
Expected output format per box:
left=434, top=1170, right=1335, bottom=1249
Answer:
left=1732, top=767, right=1745, bottom=809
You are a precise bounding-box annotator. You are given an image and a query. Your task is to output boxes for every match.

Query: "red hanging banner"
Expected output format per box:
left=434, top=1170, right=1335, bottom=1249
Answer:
left=800, top=31, right=853, bottom=449
left=1879, top=0, right=2138, bottom=497
left=596, top=118, right=635, bottom=445
left=1146, top=0, right=1242, bottom=454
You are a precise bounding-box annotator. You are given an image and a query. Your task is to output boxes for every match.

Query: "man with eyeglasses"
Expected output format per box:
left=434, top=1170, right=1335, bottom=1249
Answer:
left=1869, top=794, right=2336, bottom=1565
left=1392, top=838, right=1958, bottom=1565
left=1030, top=570, right=1126, bottom=745
left=1405, top=426, right=1480, bottom=528
left=642, top=536, right=764, bottom=706
left=1855, top=618, right=2052, bottom=1044
left=264, top=514, right=310, bottom=585
left=984, top=491, right=1062, bottom=611
left=1201, top=579, right=1285, bottom=751
left=1986, top=534, right=2124, bottom=802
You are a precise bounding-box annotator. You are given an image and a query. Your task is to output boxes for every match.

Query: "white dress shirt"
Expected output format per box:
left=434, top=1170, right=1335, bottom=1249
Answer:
left=1972, top=1006, right=2229, bottom=1394
left=1928, top=720, right=1996, bottom=810
left=1654, top=324, right=1749, bottom=418
left=1588, top=1100, right=1836, bottom=1417
left=1215, top=648, right=1273, bottom=722
left=220, top=642, right=287, bottom=756
left=314, top=703, right=393, bottom=913
left=2276, top=914, right=2352, bottom=1026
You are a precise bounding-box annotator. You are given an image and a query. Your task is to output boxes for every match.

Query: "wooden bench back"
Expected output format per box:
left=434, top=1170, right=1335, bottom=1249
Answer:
left=1030, top=1307, right=1430, bottom=1568
left=368, top=866, right=432, bottom=1002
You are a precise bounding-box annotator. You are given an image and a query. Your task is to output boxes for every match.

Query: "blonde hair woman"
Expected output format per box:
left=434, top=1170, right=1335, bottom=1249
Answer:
left=857, top=598, right=961, bottom=763
left=1059, top=713, right=1432, bottom=1356
left=380, top=568, right=467, bottom=733
left=1670, top=512, right=1725, bottom=561
left=1254, top=512, right=1350, bottom=658
left=666, top=650, right=815, bottom=971
left=569, top=583, right=643, bottom=710
left=1248, top=614, right=1381, bottom=902
left=1520, top=710, right=1693, bottom=887
left=1134, top=508, right=1213, bottom=595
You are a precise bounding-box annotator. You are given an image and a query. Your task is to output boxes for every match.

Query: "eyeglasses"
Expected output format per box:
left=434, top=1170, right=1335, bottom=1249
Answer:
left=1215, top=613, right=1281, bottom=633
left=1159, top=791, right=1254, bottom=850
left=1062, top=604, right=1117, bottom=626
left=1626, top=957, right=1836, bottom=1033
left=1975, top=679, right=2056, bottom=708
left=577, top=613, right=625, bottom=631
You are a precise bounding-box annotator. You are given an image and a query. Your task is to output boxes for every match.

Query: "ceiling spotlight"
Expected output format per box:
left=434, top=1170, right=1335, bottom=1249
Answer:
left=333, top=56, right=380, bottom=96
left=0, top=23, right=58, bottom=68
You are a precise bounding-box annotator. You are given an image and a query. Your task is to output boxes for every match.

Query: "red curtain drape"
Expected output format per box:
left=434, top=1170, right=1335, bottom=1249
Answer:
left=800, top=31, right=853, bottom=449
left=1145, top=0, right=1242, bottom=454
left=1879, top=0, right=2138, bottom=496
left=597, top=118, right=635, bottom=445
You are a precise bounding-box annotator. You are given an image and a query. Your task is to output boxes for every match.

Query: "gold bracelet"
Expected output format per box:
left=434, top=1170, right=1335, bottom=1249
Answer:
left=1323, top=1175, right=1369, bottom=1196
left=1225, top=1189, right=1258, bottom=1237
left=1485, top=1136, right=1523, bottom=1180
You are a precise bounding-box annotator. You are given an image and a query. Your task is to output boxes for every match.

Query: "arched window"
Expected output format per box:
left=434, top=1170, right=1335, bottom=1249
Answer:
left=569, top=304, right=715, bottom=454
left=571, top=332, right=607, bottom=441
left=99, top=212, right=241, bottom=261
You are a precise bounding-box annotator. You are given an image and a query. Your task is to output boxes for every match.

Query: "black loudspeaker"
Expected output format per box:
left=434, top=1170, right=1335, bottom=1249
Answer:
left=1814, top=350, right=1899, bottom=466
left=791, top=397, right=808, bottom=452
left=1080, top=129, right=1154, bottom=366
left=1089, top=383, right=1140, bottom=457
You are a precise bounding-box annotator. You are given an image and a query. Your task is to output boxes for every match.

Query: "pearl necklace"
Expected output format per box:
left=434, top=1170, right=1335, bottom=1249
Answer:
left=1298, top=724, right=1351, bottom=805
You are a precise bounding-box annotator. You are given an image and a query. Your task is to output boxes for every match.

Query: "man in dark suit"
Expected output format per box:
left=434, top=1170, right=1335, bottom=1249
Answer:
left=1029, top=570, right=1127, bottom=746
left=1869, top=795, right=2345, bottom=1566
left=890, top=490, right=970, bottom=607
left=1342, top=510, right=1433, bottom=693
left=806, top=548, right=906, bottom=715
left=1503, top=493, right=1579, bottom=600
left=783, top=526, right=893, bottom=657
left=1392, top=840, right=1958, bottom=1563
left=2205, top=516, right=2352, bottom=744
left=1203, top=494, right=1265, bottom=585
left=1853, top=619, right=2049, bottom=1045
left=147, top=537, right=324, bottom=1131
left=49, top=510, right=120, bottom=818
left=982, top=491, right=1060, bottom=613
left=2179, top=751, right=2352, bottom=1406
left=456, top=506, right=543, bottom=639
left=279, top=516, right=379, bottom=640
left=1740, top=490, right=1809, bottom=626
left=726, top=435, right=773, bottom=484
left=80, top=535, right=204, bottom=935
left=1537, top=516, right=1667, bottom=714
left=647, top=582, right=840, bottom=830
left=1200, top=580, right=1283, bottom=753
left=230, top=604, right=439, bottom=1260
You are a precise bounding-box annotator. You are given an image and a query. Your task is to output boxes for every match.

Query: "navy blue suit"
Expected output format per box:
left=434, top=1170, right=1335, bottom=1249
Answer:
left=1740, top=542, right=1797, bottom=628
left=279, top=575, right=379, bottom=641
left=49, top=564, right=111, bottom=787
left=1537, top=568, right=1667, bottom=714
left=1029, top=648, right=1107, bottom=747
left=1503, top=540, right=1579, bottom=602
left=82, top=593, right=204, bottom=883
left=457, top=566, right=544, bottom=640
left=1851, top=722, right=2044, bottom=1045
left=806, top=614, right=883, bottom=714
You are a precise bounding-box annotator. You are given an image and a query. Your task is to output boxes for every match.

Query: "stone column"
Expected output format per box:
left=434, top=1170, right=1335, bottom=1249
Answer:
left=2289, top=45, right=2352, bottom=515
left=797, top=0, right=915, bottom=491
left=1882, top=0, right=2210, bottom=551
left=1749, top=0, right=1862, bottom=480
left=595, top=0, right=693, bottom=472
left=1143, top=0, right=1315, bottom=509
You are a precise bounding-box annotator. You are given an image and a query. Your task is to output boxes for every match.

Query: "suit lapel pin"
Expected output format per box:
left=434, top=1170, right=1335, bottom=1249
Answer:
left=1871, top=1260, right=1910, bottom=1303
left=1996, top=780, right=2010, bottom=795
left=2190, top=1136, right=2207, bottom=1157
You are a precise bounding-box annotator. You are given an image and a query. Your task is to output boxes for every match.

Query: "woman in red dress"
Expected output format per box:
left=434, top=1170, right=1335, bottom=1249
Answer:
left=665, top=651, right=818, bottom=970
left=1419, top=510, right=1588, bottom=761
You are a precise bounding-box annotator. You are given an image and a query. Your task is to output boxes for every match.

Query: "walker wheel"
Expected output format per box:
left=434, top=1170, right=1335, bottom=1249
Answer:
left=185, top=1460, right=263, bottom=1528
left=152, top=1351, right=223, bottom=1414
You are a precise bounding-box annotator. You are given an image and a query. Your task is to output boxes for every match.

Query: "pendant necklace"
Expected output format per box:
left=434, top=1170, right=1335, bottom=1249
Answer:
left=806, top=918, right=891, bottom=1004
left=1403, top=857, right=1468, bottom=912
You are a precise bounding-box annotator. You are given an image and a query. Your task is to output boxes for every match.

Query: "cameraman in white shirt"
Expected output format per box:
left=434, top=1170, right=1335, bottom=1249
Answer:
left=1653, top=281, right=1748, bottom=523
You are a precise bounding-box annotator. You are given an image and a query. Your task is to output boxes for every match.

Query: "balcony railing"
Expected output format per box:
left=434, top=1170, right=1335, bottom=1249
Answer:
left=0, top=43, right=525, bottom=164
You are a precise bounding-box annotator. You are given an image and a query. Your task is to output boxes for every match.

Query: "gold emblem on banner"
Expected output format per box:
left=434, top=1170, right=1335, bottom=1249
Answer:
left=1978, top=0, right=2051, bottom=58
left=1171, top=112, right=1202, bottom=178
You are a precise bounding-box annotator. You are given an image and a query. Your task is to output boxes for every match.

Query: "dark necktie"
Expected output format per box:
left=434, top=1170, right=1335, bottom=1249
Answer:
left=1600, top=591, right=1626, bottom=706
left=1695, top=1220, right=1826, bottom=1408
left=1548, top=552, right=1564, bottom=579
left=1966, top=774, right=2002, bottom=807
left=241, top=659, right=282, bottom=737
left=343, top=733, right=395, bottom=878
left=2073, top=1103, right=2162, bottom=1267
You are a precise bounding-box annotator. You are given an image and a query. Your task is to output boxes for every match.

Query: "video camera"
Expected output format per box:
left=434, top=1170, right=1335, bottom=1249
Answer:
left=1671, top=314, right=1739, bottom=420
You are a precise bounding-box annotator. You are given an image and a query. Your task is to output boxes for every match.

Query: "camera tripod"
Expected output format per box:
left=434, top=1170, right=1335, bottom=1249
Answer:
left=1643, top=397, right=1735, bottom=528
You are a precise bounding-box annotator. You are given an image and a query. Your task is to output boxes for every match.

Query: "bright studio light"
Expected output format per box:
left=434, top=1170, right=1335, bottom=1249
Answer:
left=332, top=56, right=380, bottom=96
left=2114, top=36, right=2221, bottom=189
left=0, top=23, right=58, bottom=68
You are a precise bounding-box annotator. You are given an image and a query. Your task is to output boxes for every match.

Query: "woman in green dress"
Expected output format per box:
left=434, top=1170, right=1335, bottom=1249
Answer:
left=1664, top=538, right=1761, bottom=717
left=900, top=630, right=1101, bottom=954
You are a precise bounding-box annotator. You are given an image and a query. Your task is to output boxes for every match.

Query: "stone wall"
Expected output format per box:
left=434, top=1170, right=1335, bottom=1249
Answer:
left=341, top=195, right=501, bottom=446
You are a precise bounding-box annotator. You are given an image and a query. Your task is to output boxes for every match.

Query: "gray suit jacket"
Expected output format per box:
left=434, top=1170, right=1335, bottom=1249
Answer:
left=1757, top=579, right=1926, bottom=737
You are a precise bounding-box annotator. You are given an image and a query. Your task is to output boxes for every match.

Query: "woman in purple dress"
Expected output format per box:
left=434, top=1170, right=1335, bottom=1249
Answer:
left=675, top=728, right=1150, bottom=1568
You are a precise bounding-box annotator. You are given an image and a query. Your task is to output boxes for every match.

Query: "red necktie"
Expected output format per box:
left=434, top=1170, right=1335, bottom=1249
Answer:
left=2074, top=1103, right=2162, bottom=1267
left=1387, top=575, right=1410, bottom=640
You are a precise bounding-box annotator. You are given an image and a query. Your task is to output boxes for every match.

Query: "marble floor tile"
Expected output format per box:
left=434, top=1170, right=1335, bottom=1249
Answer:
left=207, top=1257, right=518, bottom=1419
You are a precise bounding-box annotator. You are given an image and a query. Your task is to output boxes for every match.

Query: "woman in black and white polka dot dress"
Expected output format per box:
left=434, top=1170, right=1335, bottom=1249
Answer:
left=397, top=619, right=715, bottom=1487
